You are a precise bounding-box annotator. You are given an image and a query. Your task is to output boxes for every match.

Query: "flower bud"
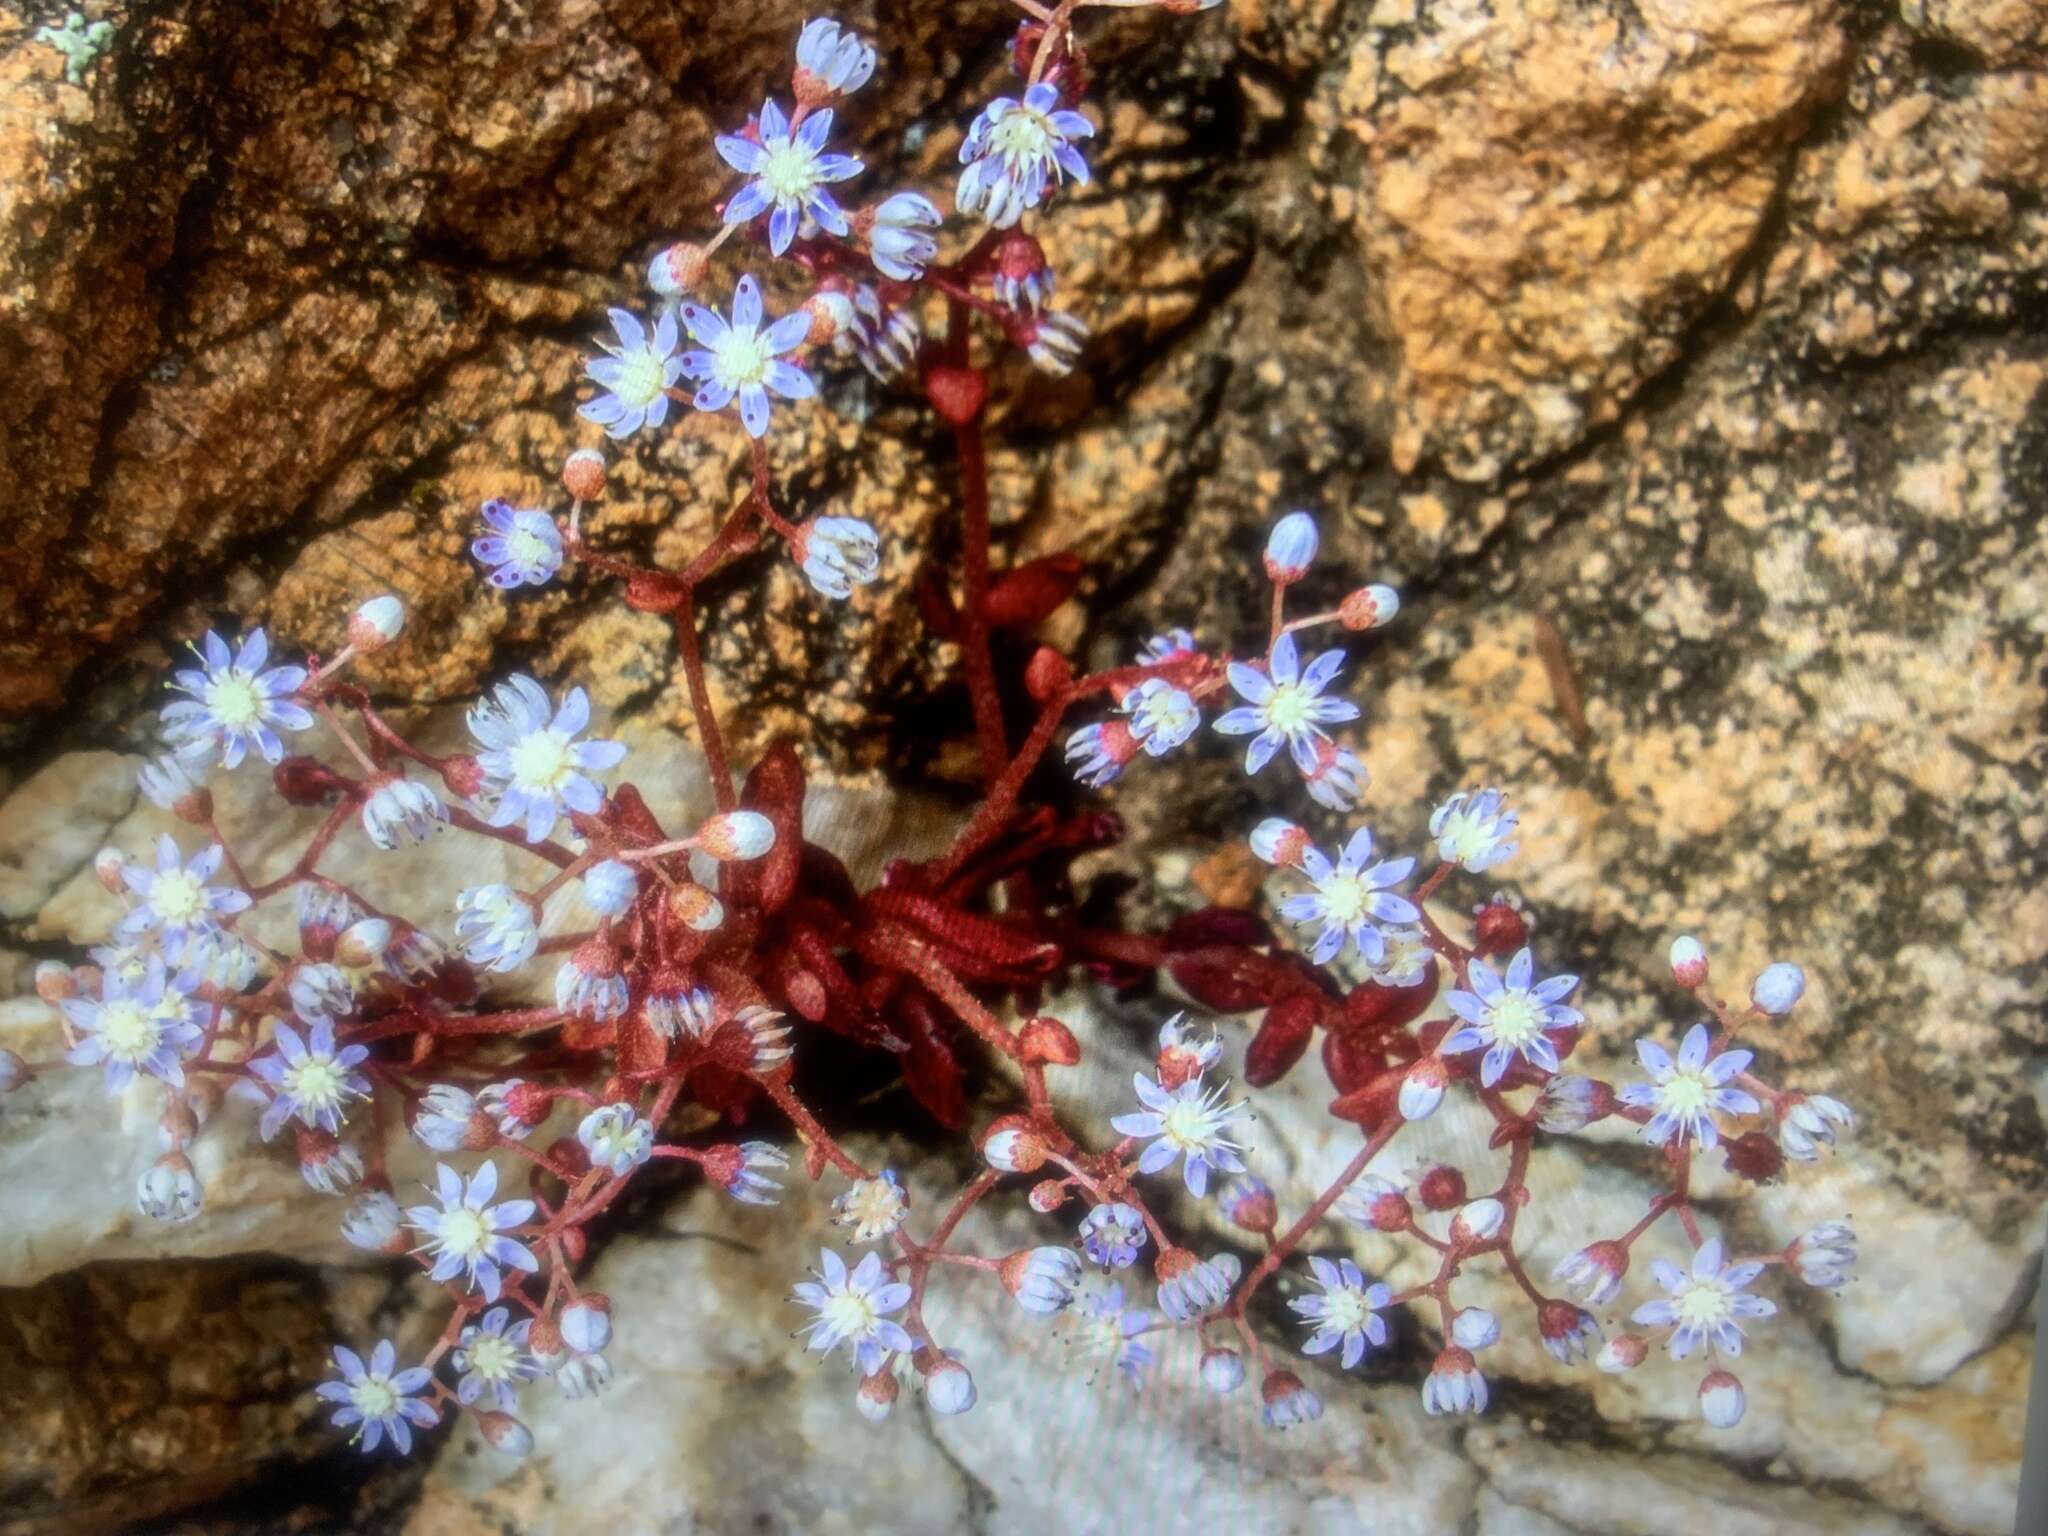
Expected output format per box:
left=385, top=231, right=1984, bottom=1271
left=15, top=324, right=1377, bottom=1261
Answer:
left=136, top=1153, right=203, bottom=1223
left=1533, top=1074, right=1607, bottom=1134
left=348, top=594, right=405, bottom=653
left=1338, top=1174, right=1411, bottom=1233
left=93, top=846, right=127, bottom=894
left=698, top=810, right=776, bottom=861
left=1471, top=899, right=1528, bottom=957
left=1669, top=934, right=1708, bottom=988
left=1000, top=1246, right=1081, bottom=1314
left=0, top=1049, right=26, bottom=1094
left=1400, top=1056, right=1449, bottom=1121
left=1538, top=1300, right=1603, bottom=1364
left=34, top=961, right=75, bottom=1002
left=647, top=240, right=709, bottom=296
left=341, top=1190, right=406, bottom=1254
left=1597, top=1333, right=1648, bottom=1373
left=1751, top=962, right=1805, bottom=1015
left=923, top=1357, right=977, bottom=1415
left=527, top=1315, right=567, bottom=1370
left=1028, top=1179, right=1068, bottom=1214
left=562, top=448, right=608, bottom=501
left=1451, top=1307, right=1500, bottom=1351
left=1018, top=1015, right=1080, bottom=1066
left=1263, top=511, right=1318, bottom=583
left=1699, top=1369, right=1746, bottom=1428
left=805, top=289, right=853, bottom=346
left=1248, top=817, right=1310, bottom=868
left=139, top=754, right=211, bottom=822
left=1415, top=1164, right=1466, bottom=1211
left=1722, top=1129, right=1785, bottom=1184
left=297, top=1129, right=364, bottom=1195
left=981, top=1115, right=1047, bottom=1174
left=561, top=1295, right=613, bottom=1355
left=1260, top=1369, right=1322, bottom=1428
left=855, top=1368, right=898, bottom=1423
left=1451, top=1196, right=1505, bottom=1247
left=475, top=1410, right=535, bottom=1457
left=1024, top=644, right=1074, bottom=702
left=1339, top=583, right=1400, bottom=630
left=1221, top=1175, right=1277, bottom=1235
left=1200, top=1346, right=1246, bottom=1394
left=668, top=881, right=724, bottom=932
left=336, top=917, right=392, bottom=970
left=1555, top=1240, right=1629, bottom=1305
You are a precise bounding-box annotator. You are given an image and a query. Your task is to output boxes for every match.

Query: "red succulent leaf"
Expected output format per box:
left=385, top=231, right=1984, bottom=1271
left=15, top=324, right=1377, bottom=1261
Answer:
left=984, top=553, right=1084, bottom=631
left=1245, top=994, right=1322, bottom=1087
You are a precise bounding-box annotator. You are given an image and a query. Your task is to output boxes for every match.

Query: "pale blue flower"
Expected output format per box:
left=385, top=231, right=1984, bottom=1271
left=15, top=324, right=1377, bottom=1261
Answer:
left=793, top=1248, right=915, bottom=1374
left=467, top=675, right=627, bottom=843
left=1289, top=1255, right=1390, bottom=1370
left=249, top=1018, right=371, bottom=1139
left=61, top=957, right=201, bottom=1094
left=1211, top=631, right=1359, bottom=775
left=579, top=308, right=684, bottom=440
left=717, top=97, right=864, bottom=256
left=406, top=1160, right=539, bottom=1302
left=316, top=1339, right=437, bottom=1454
left=1440, top=946, right=1582, bottom=1086
left=162, top=628, right=313, bottom=769
left=957, top=81, right=1093, bottom=228
left=473, top=500, right=562, bottom=589
left=1616, top=1023, right=1759, bottom=1150
left=678, top=273, right=814, bottom=439
left=1277, top=825, right=1418, bottom=966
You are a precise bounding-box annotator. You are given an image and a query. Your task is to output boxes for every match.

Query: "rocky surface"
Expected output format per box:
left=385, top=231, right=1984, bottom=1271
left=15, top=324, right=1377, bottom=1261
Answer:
left=1, top=0, right=2044, bottom=1531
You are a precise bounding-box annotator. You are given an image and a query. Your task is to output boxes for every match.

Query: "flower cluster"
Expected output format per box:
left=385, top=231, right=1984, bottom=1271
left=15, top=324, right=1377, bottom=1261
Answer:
left=9, top=5, right=1861, bottom=1471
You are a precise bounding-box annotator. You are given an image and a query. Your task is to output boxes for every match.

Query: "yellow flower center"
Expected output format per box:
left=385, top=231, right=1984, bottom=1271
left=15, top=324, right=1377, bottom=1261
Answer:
left=1675, top=1277, right=1734, bottom=1330
left=842, top=1181, right=904, bottom=1240
left=506, top=527, right=552, bottom=568
left=821, top=1289, right=878, bottom=1340
left=989, top=107, right=1055, bottom=162
left=1659, top=1070, right=1712, bottom=1118
left=1441, top=812, right=1494, bottom=863
left=1263, top=683, right=1315, bottom=736
left=350, top=1377, right=398, bottom=1420
left=507, top=730, right=574, bottom=793
left=1486, top=992, right=1544, bottom=1047
left=1161, top=1098, right=1216, bottom=1152
left=205, top=674, right=265, bottom=730
left=759, top=139, right=821, bottom=201
left=97, top=999, right=159, bottom=1061
left=468, top=1333, right=517, bottom=1379
left=1319, top=874, right=1367, bottom=926
left=1321, top=1286, right=1373, bottom=1335
left=613, top=348, right=666, bottom=407
left=284, top=1055, right=349, bottom=1115
left=437, top=1207, right=490, bottom=1260
left=712, top=328, right=772, bottom=389
left=150, top=870, right=206, bottom=925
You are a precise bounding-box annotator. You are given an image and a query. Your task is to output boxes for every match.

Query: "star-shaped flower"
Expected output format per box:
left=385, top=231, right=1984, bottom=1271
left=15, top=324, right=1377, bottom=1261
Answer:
left=1212, top=631, right=1360, bottom=776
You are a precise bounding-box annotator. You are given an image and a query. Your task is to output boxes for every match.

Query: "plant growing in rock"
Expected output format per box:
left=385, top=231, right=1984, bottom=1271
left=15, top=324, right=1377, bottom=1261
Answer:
left=10, top=3, right=1858, bottom=1462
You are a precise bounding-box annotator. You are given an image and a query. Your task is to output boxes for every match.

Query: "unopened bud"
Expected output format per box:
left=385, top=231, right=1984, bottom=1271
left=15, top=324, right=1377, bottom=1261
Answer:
left=1451, top=1197, right=1505, bottom=1246
left=1249, top=817, right=1311, bottom=867
left=1024, top=645, right=1074, bottom=702
left=805, top=289, right=854, bottom=346
left=1027, top=1179, right=1068, bottom=1214
left=562, top=448, right=608, bottom=501
left=1018, top=1016, right=1079, bottom=1066
left=0, top=1049, right=27, bottom=1094
left=1400, top=1056, right=1449, bottom=1121
left=34, top=961, right=75, bottom=1002
left=476, top=1410, right=535, bottom=1457
left=855, top=1367, right=898, bottom=1423
left=348, top=595, right=405, bottom=653
left=668, top=881, right=725, bottom=932
left=1263, top=511, right=1318, bottom=584
left=698, top=810, right=776, bottom=861
left=1471, top=899, right=1528, bottom=957
left=1200, top=1346, right=1246, bottom=1394
left=1699, top=1369, right=1746, bottom=1428
left=923, top=1356, right=977, bottom=1415
left=561, top=1295, right=613, bottom=1355
left=1415, top=1164, right=1466, bottom=1211
left=647, top=240, right=709, bottom=296
left=1597, top=1333, right=1648, bottom=1373
left=1338, top=583, right=1399, bottom=630
left=93, top=846, right=127, bottom=894
left=1751, top=962, right=1805, bottom=1016
left=981, top=1115, right=1046, bottom=1174
left=336, top=917, right=392, bottom=970
left=1669, top=934, right=1707, bottom=989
